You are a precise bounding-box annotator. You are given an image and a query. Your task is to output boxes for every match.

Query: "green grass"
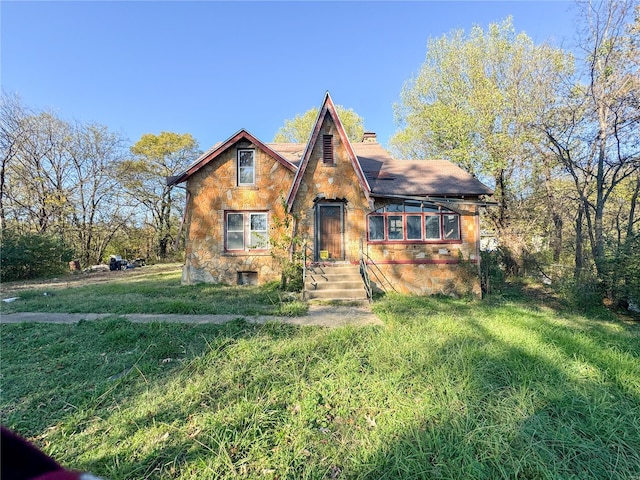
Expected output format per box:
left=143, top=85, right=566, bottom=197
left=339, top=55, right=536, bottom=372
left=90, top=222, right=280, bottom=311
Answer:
left=1, top=286, right=639, bottom=479
left=0, top=269, right=306, bottom=317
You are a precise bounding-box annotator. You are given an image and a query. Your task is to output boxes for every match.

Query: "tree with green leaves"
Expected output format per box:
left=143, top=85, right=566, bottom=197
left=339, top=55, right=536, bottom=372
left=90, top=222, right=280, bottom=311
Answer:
left=391, top=17, right=572, bottom=238
left=273, top=105, right=365, bottom=143
left=543, top=0, right=639, bottom=282
left=124, top=132, right=200, bottom=259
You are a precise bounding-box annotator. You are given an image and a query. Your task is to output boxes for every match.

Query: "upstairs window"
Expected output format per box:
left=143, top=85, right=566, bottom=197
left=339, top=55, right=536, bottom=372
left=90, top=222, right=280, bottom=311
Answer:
left=367, top=202, right=461, bottom=243
left=322, top=135, right=334, bottom=164
left=237, top=149, right=255, bottom=186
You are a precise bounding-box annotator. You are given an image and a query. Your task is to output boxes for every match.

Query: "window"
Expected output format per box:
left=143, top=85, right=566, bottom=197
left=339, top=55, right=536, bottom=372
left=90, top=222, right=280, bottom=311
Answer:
left=368, top=215, right=385, bottom=241
left=367, top=202, right=461, bottom=242
left=443, top=214, right=460, bottom=240
left=406, top=215, right=422, bottom=240
left=237, top=149, right=255, bottom=186
left=388, top=215, right=404, bottom=240
left=322, top=135, right=333, bottom=164
left=425, top=215, right=441, bottom=240
left=225, top=212, right=268, bottom=251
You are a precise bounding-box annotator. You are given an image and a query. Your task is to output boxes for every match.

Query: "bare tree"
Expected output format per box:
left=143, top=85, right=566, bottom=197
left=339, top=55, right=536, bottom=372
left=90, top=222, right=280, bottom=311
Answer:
left=544, top=0, right=640, bottom=278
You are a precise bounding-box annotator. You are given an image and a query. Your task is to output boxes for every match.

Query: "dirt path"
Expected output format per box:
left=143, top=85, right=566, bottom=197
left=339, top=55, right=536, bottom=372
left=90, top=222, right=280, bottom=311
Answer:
left=1, top=263, right=183, bottom=298
left=0, top=304, right=383, bottom=328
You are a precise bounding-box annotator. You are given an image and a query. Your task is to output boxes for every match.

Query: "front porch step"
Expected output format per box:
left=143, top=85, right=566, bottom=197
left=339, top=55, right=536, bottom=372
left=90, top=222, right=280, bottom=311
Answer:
left=304, top=263, right=368, bottom=301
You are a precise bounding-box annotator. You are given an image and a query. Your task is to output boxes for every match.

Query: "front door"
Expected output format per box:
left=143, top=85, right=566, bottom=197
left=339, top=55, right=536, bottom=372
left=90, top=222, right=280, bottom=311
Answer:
left=317, top=204, right=344, bottom=261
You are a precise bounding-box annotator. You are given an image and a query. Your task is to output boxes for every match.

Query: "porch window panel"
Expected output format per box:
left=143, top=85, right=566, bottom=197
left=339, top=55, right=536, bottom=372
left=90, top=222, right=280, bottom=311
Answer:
left=388, top=215, right=404, bottom=240
left=425, top=215, right=441, bottom=240
left=443, top=214, right=460, bottom=240
left=368, top=215, right=385, bottom=241
left=406, top=215, right=422, bottom=240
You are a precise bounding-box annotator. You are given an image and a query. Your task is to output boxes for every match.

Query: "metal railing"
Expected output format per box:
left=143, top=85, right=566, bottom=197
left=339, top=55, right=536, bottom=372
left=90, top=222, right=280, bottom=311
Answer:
left=359, top=239, right=373, bottom=301
left=302, top=241, right=313, bottom=301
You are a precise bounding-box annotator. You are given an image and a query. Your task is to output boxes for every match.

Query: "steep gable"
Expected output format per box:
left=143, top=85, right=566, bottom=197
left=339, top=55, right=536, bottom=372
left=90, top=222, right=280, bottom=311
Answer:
left=167, top=129, right=296, bottom=186
left=286, top=92, right=370, bottom=211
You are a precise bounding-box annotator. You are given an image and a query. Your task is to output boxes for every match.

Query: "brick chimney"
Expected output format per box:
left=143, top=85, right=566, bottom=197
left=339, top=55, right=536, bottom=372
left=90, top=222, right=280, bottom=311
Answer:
left=361, top=132, right=377, bottom=143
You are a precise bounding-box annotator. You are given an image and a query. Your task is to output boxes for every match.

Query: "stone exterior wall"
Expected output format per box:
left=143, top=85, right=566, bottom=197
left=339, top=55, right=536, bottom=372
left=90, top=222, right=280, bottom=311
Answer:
left=178, top=116, right=483, bottom=297
left=289, top=113, right=370, bottom=263
left=182, top=141, right=294, bottom=285
left=363, top=201, right=482, bottom=296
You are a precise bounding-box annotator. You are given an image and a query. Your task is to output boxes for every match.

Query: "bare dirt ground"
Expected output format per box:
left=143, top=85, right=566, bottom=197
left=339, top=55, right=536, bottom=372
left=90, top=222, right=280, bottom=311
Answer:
left=0, top=263, right=183, bottom=298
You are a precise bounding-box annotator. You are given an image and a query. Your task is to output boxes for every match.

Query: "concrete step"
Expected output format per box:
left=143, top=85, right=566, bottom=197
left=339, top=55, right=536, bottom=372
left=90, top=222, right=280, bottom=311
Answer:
left=305, top=279, right=365, bottom=291
left=306, top=288, right=368, bottom=300
left=304, top=264, right=368, bottom=301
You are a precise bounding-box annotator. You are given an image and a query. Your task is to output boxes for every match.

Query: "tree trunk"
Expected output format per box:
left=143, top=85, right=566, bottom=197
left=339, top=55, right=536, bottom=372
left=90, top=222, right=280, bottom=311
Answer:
left=627, top=175, right=640, bottom=239
left=575, top=205, right=584, bottom=280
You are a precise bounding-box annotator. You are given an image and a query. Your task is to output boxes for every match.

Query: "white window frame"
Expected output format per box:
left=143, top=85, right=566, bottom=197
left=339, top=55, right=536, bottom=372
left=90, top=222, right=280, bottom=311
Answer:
left=237, top=149, right=255, bottom=186
left=225, top=211, right=269, bottom=252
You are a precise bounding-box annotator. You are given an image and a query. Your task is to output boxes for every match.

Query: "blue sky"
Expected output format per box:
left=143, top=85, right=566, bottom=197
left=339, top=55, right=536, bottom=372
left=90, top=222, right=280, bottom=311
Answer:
left=2, top=1, right=578, bottom=152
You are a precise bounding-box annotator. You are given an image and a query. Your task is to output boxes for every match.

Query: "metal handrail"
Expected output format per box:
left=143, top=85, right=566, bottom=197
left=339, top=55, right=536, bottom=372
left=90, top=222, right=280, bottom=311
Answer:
left=359, top=239, right=373, bottom=301
left=302, top=241, right=314, bottom=301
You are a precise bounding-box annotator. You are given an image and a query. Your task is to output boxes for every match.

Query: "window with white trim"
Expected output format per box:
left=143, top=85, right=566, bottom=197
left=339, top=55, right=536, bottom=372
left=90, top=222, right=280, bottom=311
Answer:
left=225, top=211, right=268, bottom=251
left=237, top=149, right=255, bottom=186
left=367, top=202, right=461, bottom=242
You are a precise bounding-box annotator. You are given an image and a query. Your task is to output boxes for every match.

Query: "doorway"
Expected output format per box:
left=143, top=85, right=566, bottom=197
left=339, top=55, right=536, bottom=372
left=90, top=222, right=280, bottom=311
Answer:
left=316, top=204, right=344, bottom=261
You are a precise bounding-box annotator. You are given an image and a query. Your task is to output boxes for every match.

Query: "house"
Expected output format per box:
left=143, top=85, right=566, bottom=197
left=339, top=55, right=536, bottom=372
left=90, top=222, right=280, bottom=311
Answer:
left=168, top=93, right=493, bottom=298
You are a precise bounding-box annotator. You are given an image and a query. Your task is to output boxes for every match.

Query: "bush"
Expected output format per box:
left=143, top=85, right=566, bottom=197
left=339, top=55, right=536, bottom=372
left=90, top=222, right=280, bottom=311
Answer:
left=556, top=273, right=604, bottom=310
left=480, top=250, right=506, bottom=294
left=0, top=230, right=74, bottom=281
left=603, top=233, right=640, bottom=309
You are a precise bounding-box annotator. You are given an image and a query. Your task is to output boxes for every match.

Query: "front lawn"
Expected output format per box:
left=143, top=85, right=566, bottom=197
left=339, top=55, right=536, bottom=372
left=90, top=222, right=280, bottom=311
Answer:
left=0, top=268, right=305, bottom=317
left=1, top=288, right=639, bottom=479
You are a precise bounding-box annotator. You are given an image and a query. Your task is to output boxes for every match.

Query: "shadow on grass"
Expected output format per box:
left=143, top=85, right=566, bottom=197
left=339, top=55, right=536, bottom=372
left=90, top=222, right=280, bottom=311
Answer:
left=2, top=286, right=639, bottom=479
left=356, top=293, right=640, bottom=479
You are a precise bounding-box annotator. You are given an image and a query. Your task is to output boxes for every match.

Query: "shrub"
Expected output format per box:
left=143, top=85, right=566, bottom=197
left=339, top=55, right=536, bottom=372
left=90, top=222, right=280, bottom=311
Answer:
left=0, top=229, right=74, bottom=281
left=603, top=233, right=640, bottom=310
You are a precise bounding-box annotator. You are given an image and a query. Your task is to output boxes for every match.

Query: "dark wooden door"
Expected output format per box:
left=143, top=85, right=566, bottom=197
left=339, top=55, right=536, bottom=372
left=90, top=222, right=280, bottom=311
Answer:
left=318, top=205, right=343, bottom=260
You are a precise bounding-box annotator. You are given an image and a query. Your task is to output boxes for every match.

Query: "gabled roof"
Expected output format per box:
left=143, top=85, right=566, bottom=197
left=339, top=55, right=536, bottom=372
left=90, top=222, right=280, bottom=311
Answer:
left=167, top=129, right=296, bottom=186
left=285, top=92, right=371, bottom=211
left=354, top=143, right=493, bottom=197
left=266, top=140, right=493, bottom=198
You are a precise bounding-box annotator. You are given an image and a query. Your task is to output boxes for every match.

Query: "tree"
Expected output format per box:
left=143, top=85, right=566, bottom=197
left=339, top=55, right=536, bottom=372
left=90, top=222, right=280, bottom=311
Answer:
left=543, top=0, right=639, bottom=280
left=273, top=105, right=365, bottom=143
left=66, top=122, right=130, bottom=265
left=1, top=93, right=132, bottom=267
left=391, top=17, right=572, bottom=239
left=125, top=132, right=200, bottom=259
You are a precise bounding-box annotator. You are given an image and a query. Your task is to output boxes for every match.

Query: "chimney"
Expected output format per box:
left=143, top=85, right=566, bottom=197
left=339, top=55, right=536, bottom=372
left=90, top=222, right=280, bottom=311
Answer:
left=361, top=132, right=377, bottom=143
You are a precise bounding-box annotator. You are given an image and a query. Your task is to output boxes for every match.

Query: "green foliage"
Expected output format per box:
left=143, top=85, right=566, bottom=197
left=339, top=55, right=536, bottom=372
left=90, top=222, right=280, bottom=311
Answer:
left=0, top=229, right=73, bottom=281
left=269, top=197, right=304, bottom=292
left=603, top=233, right=640, bottom=308
left=480, top=250, right=506, bottom=294
left=273, top=105, right=365, bottom=143
left=2, top=289, right=639, bottom=478
left=126, top=131, right=200, bottom=260
left=556, top=274, right=605, bottom=312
